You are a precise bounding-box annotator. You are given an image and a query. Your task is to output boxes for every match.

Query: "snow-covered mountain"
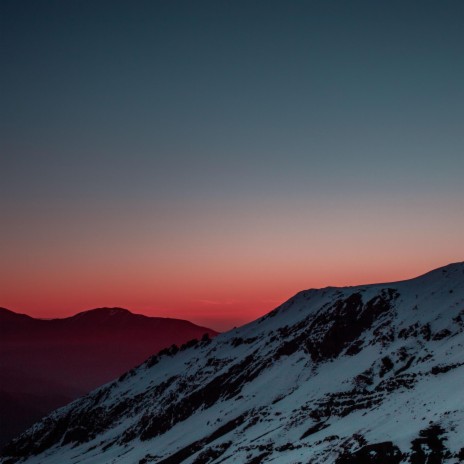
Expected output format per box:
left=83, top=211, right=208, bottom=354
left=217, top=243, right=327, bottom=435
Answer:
left=2, top=263, right=464, bottom=464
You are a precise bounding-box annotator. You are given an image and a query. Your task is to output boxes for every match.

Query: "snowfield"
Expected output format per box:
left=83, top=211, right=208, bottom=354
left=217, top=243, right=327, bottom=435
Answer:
left=2, top=262, right=464, bottom=464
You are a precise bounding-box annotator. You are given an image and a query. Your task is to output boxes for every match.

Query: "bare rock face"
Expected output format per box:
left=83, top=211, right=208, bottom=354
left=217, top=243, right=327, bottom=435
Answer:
left=336, top=441, right=403, bottom=464
left=2, top=263, right=464, bottom=464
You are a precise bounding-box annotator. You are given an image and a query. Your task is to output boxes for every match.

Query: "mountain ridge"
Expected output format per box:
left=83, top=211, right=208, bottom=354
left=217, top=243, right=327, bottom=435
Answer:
left=2, top=262, right=464, bottom=463
left=0, top=306, right=215, bottom=332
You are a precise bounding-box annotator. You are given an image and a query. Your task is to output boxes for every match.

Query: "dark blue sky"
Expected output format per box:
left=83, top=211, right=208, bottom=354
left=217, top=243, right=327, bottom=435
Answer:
left=1, top=1, right=463, bottom=328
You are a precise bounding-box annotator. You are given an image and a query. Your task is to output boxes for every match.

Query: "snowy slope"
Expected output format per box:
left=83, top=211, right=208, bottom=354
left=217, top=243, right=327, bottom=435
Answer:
left=2, top=263, right=464, bottom=464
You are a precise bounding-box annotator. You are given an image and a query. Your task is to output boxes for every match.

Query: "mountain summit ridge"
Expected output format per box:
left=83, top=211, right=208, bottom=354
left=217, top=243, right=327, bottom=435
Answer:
left=2, top=262, right=464, bottom=463
left=0, top=306, right=214, bottom=327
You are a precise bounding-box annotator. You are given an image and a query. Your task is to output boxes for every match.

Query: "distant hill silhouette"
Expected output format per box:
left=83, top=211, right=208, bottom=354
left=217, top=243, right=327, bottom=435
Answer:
left=0, top=307, right=217, bottom=447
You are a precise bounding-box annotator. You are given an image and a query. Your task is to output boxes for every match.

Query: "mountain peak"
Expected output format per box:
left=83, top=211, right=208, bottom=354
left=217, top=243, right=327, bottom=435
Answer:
left=71, top=307, right=133, bottom=319
left=416, top=260, right=464, bottom=279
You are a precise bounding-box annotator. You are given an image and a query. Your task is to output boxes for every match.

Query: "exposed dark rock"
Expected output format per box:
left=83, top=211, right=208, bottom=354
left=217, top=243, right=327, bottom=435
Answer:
left=410, top=424, right=447, bottom=464
left=430, top=362, right=463, bottom=375
left=191, top=441, right=231, bottom=464
left=394, top=356, right=416, bottom=376
left=432, top=329, right=452, bottom=341
left=336, top=441, right=403, bottom=464
left=137, top=355, right=267, bottom=441
left=61, top=426, right=89, bottom=446
left=375, top=373, right=417, bottom=393
left=300, top=421, right=329, bottom=439
left=231, top=336, right=258, bottom=347
left=353, top=370, right=374, bottom=388
left=380, top=356, right=394, bottom=377
left=421, top=324, right=432, bottom=341
left=345, top=340, right=363, bottom=356
left=180, top=338, right=200, bottom=351
left=273, top=290, right=398, bottom=365
left=309, top=388, right=381, bottom=421
left=246, top=451, right=272, bottom=464
left=457, top=448, right=464, bottom=460
left=157, top=344, right=180, bottom=357
left=201, top=333, right=212, bottom=344
left=275, top=443, right=301, bottom=451
left=399, top=323, right=420, bottom=340
left=305, top=290, right=398, bottom=363
left=156, top=414, right=246, bottom=464
left=372, top=321, right=395, bottom=345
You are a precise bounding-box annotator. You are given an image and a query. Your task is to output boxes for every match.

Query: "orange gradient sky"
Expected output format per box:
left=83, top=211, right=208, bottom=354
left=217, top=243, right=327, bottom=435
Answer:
left=2, top=193, right=462, bottom=330
left=2, top=2, right=463, bottom=331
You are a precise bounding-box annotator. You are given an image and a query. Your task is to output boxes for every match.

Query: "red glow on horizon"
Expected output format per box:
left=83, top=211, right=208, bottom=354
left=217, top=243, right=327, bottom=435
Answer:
left=3, top=193, right=462, bottom=331
left=1, top=259, right=454, bottom=332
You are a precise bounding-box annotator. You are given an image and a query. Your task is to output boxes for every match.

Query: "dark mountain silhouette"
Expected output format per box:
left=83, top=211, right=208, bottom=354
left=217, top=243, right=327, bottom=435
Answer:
left=0, top=307, right=217, bottom=448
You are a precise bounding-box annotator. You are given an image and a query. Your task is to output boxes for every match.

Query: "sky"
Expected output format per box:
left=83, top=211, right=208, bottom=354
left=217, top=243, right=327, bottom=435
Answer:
left=1, top=0, right=463, bottom=331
